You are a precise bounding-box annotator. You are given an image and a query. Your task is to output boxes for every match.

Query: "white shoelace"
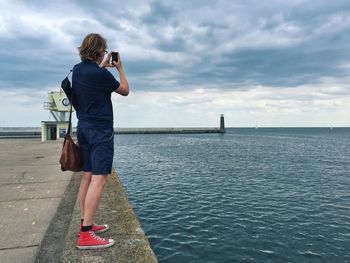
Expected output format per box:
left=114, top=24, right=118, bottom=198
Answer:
left=89, top=231, right=106, bottom=242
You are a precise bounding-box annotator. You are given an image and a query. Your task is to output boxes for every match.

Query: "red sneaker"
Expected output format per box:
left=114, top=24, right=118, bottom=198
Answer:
left=76, top=231, right=115, bottom=249
left=92, top=223, right=109, bottom=233
left=80, top=222, right=110, bottom=233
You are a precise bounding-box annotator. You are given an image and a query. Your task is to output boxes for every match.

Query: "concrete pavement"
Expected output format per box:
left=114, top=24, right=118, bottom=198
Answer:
left=0, top=139, right=157, bottom=262
left=0, top=139, right=73, bottom=262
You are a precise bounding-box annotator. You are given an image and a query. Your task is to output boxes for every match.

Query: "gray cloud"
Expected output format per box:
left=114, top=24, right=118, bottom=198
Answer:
left=1, top=0, right=350, bottom=96
left=141, top=1, right=177, bottom=25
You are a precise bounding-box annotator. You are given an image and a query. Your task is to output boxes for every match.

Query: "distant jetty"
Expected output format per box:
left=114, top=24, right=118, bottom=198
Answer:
left=0, top=127, right=41, bottom=139
left=0, top=126, right=224, bottom=139
left=116, top=115, right=225, bottom=134
left=115, top=127, right=223, bottom=134
left=0, top=115, right=226, bottom=138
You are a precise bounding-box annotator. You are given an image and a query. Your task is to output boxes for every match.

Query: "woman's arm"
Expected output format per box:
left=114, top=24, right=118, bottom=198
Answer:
left=100, top=52, right=129, bottom=96
left=114, top=61, right=129, bottom=96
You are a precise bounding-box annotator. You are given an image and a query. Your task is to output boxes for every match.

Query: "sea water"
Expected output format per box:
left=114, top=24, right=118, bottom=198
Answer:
left=114, top=128, right=350, bottom=263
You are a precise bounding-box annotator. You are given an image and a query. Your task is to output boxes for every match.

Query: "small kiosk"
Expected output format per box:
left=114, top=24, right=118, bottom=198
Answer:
left=42, top=91, right=72, bottom=141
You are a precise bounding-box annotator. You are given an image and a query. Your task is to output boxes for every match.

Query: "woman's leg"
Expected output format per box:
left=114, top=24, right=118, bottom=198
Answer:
left=77, top=174, right=114, bottom=249
left=82, top=175, right=108, bottom=226
left=79, top=172, right=92, bottom=220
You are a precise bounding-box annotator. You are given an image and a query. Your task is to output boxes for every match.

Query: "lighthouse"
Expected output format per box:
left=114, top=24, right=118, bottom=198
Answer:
left=220, top=114, right=225, bottom=133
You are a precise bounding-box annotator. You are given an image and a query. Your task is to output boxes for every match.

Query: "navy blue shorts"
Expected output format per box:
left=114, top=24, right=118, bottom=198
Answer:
left=77, top=127, right=114, bottom=175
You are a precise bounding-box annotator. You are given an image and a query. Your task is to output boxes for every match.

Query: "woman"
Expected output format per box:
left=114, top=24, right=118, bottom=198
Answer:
left=73, top=33, right=129, bottom=249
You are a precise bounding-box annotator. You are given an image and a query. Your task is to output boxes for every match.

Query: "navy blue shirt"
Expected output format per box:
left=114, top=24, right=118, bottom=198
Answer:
left=72, top=60, right=120, bottom=129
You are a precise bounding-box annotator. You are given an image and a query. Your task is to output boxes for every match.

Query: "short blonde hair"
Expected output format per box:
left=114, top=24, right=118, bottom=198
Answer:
left=79, top=33, right=107, bottom=61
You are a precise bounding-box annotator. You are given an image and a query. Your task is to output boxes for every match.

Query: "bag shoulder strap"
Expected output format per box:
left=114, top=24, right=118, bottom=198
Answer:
left=67, top=69, right=73, bottom=135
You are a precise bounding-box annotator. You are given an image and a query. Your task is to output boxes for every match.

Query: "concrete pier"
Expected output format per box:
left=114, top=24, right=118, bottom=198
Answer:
left=0, top=139, right=71, bottom=262
left=0, top=127, right=42, bottom=138
left=115, top=127, right=222, bottom=134
left=0, top=139, right=157, bottom=262
left=0, top=126, right=224, bottom=138
left=58, top=171, right=158, bottom=262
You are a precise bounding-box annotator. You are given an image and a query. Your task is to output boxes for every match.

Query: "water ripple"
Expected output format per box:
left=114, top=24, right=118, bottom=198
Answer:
left=115, top=128, right=350, bottom=263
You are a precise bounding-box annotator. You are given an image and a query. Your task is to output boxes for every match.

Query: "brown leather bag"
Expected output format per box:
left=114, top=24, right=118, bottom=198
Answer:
left=60, top=133, right=83, bottom=172
left=59, top=72, right=83, bottom=172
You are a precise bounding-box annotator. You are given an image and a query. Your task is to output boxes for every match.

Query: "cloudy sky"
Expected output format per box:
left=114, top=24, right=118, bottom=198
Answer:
left=0, top=0, right=349, bottom=127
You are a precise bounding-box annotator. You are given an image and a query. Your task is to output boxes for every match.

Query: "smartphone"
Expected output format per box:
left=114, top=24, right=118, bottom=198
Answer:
left=111, top=52, right=119, bottom=63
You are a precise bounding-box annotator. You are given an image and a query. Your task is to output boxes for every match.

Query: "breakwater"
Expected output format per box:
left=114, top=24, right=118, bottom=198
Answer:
left=0, top=127, right=42, bottom=138
left=0, top=127, right=224, bottom=138
left=115, top=127, right=222, bottom=134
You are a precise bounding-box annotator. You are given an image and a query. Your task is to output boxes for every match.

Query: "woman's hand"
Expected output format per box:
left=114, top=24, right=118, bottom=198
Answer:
left=112, top=53, right=123, bottom=71
left=100, top=52, right=114, bottom=68
left=113, top=52, right=129, bottom=96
